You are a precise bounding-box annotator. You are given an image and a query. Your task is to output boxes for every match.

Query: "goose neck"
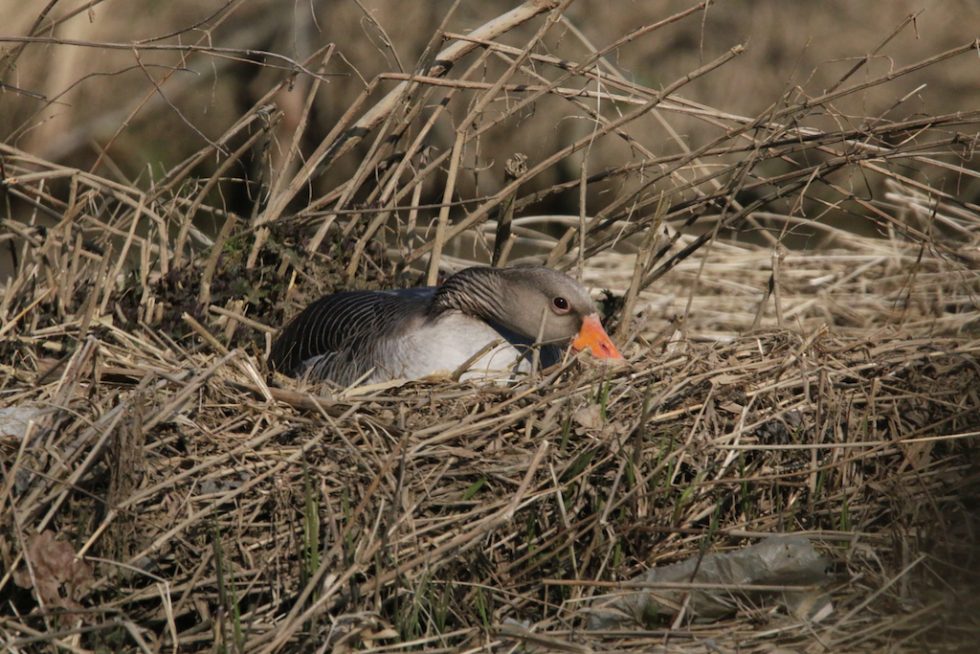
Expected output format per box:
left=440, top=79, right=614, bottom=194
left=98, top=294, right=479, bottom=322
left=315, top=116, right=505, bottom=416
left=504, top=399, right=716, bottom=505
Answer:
left=431, top=267, right=506, bottom=323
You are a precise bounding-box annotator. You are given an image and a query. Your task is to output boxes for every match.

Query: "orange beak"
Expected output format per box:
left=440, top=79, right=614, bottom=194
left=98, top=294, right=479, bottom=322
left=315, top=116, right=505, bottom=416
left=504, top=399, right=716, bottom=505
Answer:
left=571, top=314, right=623, bottom=360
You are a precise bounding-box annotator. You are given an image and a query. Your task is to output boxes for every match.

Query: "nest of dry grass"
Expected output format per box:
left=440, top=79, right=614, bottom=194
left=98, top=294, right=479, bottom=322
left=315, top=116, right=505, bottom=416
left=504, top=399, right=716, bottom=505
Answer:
left=2, top=2, right=980, bottom=652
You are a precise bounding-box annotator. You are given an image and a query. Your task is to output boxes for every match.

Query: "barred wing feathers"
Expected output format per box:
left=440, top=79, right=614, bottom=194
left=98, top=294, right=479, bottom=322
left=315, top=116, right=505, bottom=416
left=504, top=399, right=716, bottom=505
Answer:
left=270, top=288, right=433, bottom=384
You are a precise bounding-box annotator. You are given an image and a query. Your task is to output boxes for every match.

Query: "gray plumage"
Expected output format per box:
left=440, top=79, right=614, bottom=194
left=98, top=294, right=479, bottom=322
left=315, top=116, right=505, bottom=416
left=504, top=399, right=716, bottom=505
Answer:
left=269, top=266, right=605, bottom=386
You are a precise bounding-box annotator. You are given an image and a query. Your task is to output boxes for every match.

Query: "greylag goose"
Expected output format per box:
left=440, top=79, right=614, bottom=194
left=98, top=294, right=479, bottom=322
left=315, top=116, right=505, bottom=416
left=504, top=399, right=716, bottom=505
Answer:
left=269, top=265, right=623, bottom=385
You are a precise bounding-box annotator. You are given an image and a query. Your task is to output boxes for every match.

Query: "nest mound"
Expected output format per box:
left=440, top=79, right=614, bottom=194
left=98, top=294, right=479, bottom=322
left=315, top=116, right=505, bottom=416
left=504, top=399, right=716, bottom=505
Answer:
left=2, top=212, right=977, bottom=651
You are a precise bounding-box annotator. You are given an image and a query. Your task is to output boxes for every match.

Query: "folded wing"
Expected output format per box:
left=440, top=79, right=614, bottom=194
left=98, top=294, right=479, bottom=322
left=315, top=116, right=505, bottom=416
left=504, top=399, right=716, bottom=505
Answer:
left=270, top=288, right=433, bottom=384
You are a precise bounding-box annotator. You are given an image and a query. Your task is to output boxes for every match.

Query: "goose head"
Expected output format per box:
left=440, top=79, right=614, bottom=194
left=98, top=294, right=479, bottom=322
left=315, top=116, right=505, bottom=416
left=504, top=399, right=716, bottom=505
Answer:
left=432, top=266, right=623, bottom=360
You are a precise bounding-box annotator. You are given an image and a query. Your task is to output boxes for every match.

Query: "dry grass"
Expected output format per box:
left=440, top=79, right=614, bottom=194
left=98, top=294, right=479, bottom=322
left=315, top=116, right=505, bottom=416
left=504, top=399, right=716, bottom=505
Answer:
left=2, top=2, right=980, bottom=652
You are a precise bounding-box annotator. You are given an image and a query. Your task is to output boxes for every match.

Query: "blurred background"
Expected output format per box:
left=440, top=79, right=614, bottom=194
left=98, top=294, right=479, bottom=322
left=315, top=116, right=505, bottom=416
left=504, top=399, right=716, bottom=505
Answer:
left=4, top=1, right=977, bottom=202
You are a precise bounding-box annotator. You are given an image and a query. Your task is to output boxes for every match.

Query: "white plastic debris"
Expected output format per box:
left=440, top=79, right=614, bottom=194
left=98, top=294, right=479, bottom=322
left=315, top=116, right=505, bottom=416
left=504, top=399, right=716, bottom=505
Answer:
left=0, top=405, right=50, bottom=441
left=587, top=534, right=832, bottom=628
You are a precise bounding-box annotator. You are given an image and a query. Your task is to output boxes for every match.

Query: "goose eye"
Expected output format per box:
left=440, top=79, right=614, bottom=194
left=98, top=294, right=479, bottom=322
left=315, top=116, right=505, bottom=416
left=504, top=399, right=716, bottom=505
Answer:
left=552, top=296, right=570, bottom=313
